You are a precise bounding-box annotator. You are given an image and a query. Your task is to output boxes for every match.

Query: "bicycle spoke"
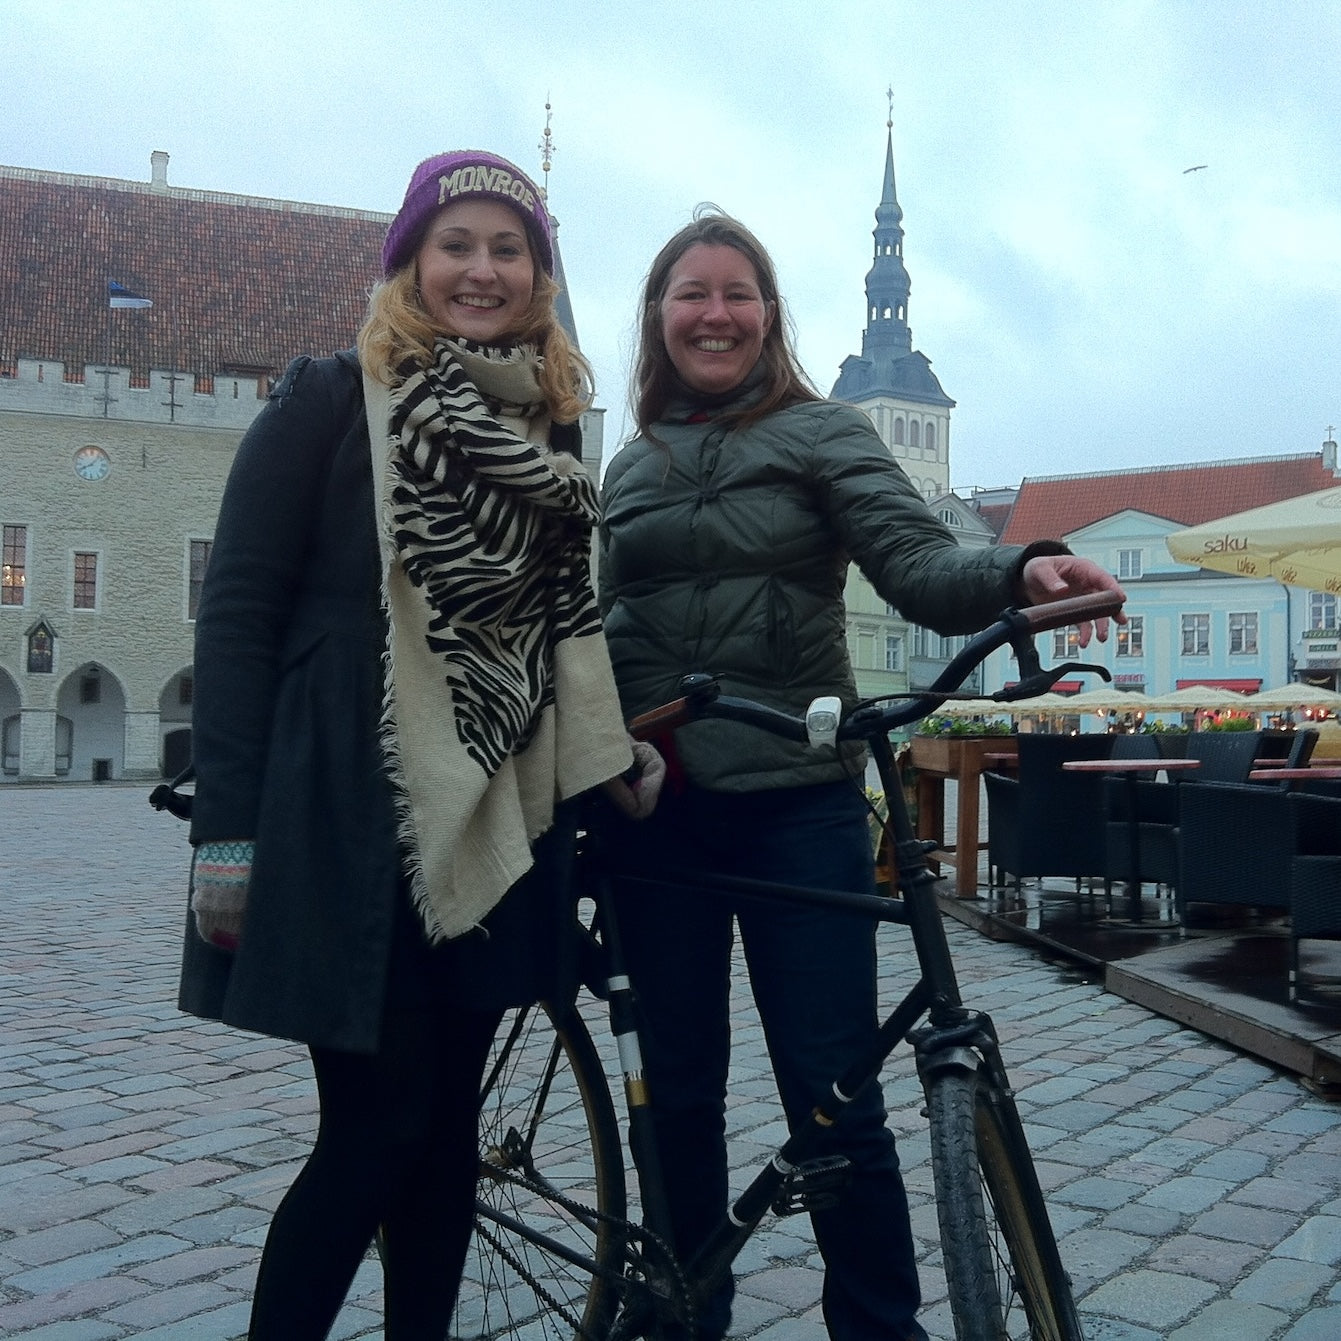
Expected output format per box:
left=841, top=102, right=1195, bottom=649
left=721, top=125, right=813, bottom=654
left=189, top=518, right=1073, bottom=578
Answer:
left=454, top=1002, right=629, bottom=1340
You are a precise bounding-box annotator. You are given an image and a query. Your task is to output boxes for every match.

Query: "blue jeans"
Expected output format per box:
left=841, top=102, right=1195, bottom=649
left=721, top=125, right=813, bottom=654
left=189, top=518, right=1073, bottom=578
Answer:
left=610, top=780, right=927, bottom=1341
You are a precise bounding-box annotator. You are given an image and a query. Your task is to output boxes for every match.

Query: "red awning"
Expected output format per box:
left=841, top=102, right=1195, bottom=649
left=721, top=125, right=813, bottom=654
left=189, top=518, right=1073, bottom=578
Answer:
left=1175, top=678, right=1262, bottom=693
left=1005, top=679, right=1084, bottom=694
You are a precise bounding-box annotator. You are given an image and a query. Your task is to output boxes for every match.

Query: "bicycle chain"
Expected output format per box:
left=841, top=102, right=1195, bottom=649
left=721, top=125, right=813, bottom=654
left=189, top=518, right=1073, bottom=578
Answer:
left=479, top=1161, right=698, bottom=1338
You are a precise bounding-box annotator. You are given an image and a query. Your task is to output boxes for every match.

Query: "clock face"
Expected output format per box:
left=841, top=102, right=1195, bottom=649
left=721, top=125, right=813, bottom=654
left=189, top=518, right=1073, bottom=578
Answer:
left=74, top=446, right=111, bottom=481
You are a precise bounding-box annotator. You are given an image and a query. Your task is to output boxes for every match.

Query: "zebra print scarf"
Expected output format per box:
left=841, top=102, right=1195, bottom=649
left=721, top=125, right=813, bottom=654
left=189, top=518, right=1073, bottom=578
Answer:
left=367, top=339, right=631, bottom=942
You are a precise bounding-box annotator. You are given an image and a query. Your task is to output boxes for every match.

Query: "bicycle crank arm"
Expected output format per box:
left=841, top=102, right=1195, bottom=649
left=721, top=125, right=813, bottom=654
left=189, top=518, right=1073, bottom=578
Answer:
left=770, top=1154, right=852, bottom=1215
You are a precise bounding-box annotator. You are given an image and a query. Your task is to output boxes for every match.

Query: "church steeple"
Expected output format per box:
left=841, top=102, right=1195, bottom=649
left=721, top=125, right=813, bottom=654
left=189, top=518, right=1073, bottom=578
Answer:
left=861, top=115, right=913, bottom=364
left=829, top=100, right=952, bottom=416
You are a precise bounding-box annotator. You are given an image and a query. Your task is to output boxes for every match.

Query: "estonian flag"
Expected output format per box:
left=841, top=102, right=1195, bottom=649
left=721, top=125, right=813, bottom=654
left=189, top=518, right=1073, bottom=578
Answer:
left=108, top=280, right=153, bottom=310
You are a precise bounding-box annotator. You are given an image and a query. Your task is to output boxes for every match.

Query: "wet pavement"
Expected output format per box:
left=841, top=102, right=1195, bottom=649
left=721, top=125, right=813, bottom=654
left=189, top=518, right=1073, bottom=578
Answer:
left=935, top=779, right=1341, bottom=1097
left=2, top=784, right=1340, bottom=1339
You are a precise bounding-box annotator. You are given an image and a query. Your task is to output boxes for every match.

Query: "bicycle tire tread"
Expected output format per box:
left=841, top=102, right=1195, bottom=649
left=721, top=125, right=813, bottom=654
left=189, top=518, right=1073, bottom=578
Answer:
left=926, top=1067, right=1083, bottom=1341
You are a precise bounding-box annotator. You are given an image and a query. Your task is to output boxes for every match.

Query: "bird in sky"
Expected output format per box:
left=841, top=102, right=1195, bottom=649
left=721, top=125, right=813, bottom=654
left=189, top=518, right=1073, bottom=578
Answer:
left=1183, top=164, right=1208, bottom=173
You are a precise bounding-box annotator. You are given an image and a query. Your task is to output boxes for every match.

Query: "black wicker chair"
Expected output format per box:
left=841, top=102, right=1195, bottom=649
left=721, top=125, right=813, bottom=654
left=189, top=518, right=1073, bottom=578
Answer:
left=1287, top=792, right=1341, bottom=1003
left=1104, top=730, right=1265, bottom=899
left=1110, top=733, right=1161, bottom=762
left=1173, top=782, right=1293, bottom=925
left=985, top=733, right=1114, bottom=890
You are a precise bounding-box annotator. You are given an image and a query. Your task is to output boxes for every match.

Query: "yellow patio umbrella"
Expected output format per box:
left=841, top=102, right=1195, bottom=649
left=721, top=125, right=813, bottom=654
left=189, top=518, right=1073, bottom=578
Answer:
left=1066, top=686, right=1146, bottom=715
left=933, top=697, right=1009, bottom=717
left=1165, top=486, right=1341, bottom=594
left=1005, top=691, right=1081, bottom=716
left=1140, top=684, right=1252, bottom=712
left=1243, top=683, right=1341, bottom=712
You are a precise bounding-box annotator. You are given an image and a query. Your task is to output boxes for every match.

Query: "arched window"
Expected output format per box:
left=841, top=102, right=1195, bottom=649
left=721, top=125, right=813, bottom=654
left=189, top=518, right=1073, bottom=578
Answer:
left=909, top=421, right=920, bottom=450
left=924, top=422, right=936, bottom=454
left=893, top=418, right=905, bottom=446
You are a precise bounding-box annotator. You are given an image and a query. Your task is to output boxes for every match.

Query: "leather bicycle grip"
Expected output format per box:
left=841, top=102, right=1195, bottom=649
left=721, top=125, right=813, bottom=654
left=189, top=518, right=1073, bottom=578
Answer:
left=1017, top=591, right=1124, bottom=635
left=627, top=699, right=693, bottom=739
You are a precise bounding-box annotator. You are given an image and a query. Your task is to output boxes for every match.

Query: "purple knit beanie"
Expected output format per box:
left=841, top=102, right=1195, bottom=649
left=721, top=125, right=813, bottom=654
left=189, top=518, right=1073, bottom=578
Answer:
left=382, top=150, right=555, bottom=277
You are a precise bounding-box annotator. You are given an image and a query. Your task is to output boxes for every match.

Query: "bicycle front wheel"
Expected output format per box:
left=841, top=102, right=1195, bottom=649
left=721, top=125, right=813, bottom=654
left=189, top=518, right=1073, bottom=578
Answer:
left=926, top=1068, right=1083, bottom=1341
left=453, top=999, right=628, bottom=1340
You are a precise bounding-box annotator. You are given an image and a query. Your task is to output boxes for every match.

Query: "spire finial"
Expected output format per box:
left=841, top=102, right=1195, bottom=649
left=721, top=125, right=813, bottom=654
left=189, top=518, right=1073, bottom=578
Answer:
left=886, top=84, right=894, bottom=131
left=538, top=96, right=555, bottom=198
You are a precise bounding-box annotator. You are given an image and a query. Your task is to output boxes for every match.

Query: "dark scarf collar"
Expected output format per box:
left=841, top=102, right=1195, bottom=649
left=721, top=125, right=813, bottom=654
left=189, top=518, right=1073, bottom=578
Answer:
left=662, top=359, right=771, bottom=424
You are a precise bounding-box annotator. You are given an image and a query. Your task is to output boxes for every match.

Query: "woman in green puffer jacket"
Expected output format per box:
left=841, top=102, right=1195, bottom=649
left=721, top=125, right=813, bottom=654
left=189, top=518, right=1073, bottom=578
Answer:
left=599, top=210, right=1123, bottom=1341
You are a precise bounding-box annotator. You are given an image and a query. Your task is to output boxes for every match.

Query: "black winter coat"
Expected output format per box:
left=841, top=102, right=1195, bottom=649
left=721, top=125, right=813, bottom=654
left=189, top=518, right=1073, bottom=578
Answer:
left=177, top=353, right=582, bottom=1053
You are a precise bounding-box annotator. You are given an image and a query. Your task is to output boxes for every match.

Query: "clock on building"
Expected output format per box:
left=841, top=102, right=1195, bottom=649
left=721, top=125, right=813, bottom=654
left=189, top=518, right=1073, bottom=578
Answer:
left=74, top=445, right=111, bottom=481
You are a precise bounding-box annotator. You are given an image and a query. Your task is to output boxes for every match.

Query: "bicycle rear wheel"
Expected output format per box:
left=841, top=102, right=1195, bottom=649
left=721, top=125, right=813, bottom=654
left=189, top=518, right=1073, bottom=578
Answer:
left=926, top=1067, right=1082, bottom=1341
left=453, top=999, right=628, bottom=1340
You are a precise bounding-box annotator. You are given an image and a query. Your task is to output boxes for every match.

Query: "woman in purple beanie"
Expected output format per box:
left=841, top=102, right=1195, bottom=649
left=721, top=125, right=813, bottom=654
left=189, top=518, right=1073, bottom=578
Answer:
left=178, top=149, right=659, bottom=1339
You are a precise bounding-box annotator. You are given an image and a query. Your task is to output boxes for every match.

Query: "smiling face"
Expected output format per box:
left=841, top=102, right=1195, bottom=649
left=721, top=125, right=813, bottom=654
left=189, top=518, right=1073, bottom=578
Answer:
left=414, top=199, right=535, bottom=343
left=658, top=243, right=776, bottom=395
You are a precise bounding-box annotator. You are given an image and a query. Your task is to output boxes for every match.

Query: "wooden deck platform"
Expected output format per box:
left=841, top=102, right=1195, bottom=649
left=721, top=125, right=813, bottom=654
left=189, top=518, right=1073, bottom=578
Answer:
left=937, top=879, right=1341, bottom=1097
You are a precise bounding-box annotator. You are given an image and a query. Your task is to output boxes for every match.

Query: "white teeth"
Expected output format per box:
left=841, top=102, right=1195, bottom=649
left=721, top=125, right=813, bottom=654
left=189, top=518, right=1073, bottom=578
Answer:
left=456, top=295, right=503, bottom=309
left=694, top=338, right=735, bottom=352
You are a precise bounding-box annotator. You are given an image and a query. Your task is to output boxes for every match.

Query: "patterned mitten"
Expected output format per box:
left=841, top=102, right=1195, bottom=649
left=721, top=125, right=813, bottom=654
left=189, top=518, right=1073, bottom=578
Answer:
left=190, top=840, right=255, bottom=952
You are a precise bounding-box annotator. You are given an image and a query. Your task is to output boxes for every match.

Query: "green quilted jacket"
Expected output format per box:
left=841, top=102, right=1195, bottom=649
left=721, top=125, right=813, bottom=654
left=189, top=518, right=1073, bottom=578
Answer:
left=599, top=391, right=1062, bottom=791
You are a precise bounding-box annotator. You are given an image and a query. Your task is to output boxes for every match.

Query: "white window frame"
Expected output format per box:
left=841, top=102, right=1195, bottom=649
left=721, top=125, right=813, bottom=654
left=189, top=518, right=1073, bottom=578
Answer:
left=885, top=633, right=904, bottom=672
left=1228, top=611, right=1258, bottom=656
left=1117, top=548, right=1143, bottom=580
left=1116, top=615, right=1144, bottom=658
left=1309, top=592, right=1337, bottom=631
left=1181, top=612, right=1210, bottom=657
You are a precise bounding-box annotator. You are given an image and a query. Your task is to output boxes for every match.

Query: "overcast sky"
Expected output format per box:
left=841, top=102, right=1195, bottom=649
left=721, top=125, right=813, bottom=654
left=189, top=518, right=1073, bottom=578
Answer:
left=5, top=0, right=1338, bottom=488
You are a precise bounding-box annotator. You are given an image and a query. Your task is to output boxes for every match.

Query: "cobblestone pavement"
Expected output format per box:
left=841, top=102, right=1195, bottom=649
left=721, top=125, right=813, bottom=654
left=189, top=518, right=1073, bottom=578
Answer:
left=2, top=784, right=1339, bottom=1340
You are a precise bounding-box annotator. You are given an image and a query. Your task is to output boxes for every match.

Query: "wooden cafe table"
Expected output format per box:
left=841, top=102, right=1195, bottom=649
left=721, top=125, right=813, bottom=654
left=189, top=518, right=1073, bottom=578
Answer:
left=909, top=735, right=1017, bottom=897
left=1061, top=756, right=1200, bottom=921
left=1248, top=766, right=1341, bottom=786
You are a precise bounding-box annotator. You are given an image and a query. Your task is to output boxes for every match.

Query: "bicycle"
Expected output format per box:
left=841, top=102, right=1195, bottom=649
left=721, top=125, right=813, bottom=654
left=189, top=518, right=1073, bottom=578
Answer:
left=449, top=590, right=1122, bottom=1341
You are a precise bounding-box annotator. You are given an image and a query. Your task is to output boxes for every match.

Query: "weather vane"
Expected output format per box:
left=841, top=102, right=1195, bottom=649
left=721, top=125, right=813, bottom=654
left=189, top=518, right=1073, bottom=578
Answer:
left=538, top=96, right=554, bottom=197
left=886, top=84, right=894, bottom=130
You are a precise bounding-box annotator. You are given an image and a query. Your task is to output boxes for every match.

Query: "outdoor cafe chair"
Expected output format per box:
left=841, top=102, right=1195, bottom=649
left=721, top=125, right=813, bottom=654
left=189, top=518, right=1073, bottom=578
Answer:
left=1286, top=791, right=1341, bottom=1003
left=1103, top=730, right=1265, bottom=900
left=1173, top=781, right=1294, bottom=927
left=984, top=733, right=1113, bottom=891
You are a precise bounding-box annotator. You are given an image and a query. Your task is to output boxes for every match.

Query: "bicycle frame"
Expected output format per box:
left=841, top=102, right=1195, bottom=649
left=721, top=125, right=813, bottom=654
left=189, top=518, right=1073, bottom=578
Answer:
left=589, top=591, right=1120, bottom=1336
left=588, top=737, right=996, bottom=1331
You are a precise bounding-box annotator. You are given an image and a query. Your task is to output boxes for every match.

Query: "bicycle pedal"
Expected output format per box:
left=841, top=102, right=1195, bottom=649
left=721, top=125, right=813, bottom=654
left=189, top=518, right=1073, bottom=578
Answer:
left=771, top=1155, right=852, bottom=1215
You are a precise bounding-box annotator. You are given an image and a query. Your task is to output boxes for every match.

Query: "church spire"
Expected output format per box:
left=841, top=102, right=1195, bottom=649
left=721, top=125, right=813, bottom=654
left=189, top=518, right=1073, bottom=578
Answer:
left=862, top=91, right=912, bottom=364
left=535, top=97, right=579, bottom=346
left=829, top=99, right=952, bottom=415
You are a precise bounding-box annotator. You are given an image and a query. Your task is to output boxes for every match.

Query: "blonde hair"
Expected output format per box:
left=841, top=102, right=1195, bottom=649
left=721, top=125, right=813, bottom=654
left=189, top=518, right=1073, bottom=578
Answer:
left=357, top=264, right=594, bottom=425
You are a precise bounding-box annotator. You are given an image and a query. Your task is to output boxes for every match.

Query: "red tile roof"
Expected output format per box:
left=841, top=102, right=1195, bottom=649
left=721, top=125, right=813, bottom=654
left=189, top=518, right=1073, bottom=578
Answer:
left=970, top=500, right=1013, bottom=540
left=0, top=164, right=390, bottom=381
left=999, top=455, right=1340, bottom=545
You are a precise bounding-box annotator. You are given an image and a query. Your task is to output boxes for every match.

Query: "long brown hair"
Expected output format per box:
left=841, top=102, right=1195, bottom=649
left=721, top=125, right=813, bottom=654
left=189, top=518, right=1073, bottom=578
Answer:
left=357, top=249, right=594, bottom=425
left=633, top=208, right=820, bottom=438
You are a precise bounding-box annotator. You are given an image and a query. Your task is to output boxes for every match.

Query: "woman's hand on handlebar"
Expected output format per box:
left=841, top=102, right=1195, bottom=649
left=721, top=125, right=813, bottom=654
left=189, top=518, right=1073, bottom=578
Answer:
left=1019, top=555, right=1127, bottom=647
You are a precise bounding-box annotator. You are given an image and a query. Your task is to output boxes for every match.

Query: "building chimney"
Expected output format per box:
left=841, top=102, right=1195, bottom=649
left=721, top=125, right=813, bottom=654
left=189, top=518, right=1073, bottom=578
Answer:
left=150, top=150, right=169, bottom=191
left=1324, top=431, right=1339, bottom=476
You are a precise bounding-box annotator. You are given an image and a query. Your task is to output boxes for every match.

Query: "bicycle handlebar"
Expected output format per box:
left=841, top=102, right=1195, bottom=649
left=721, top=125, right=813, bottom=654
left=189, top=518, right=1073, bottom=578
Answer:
left=627, top=590, right=1124, bottom=744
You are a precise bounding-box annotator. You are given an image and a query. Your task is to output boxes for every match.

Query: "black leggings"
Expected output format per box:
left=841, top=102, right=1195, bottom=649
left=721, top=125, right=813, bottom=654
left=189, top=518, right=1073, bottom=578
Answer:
left=247, top=1004, right=501, bottom=1341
